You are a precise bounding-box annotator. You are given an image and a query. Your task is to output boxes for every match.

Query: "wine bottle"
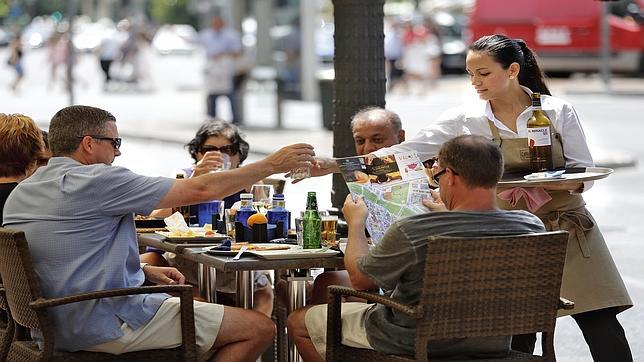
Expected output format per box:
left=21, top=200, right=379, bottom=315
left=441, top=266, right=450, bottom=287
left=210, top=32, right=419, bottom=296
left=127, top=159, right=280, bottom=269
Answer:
left=526, top=93, right=554, bottom=172
left=302, top=192, right=321, bottom=249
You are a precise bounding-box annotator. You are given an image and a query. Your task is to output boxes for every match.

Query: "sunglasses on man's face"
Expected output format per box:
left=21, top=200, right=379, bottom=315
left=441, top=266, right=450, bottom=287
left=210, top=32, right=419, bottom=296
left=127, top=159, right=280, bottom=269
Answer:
left=199, top=144, right=237, bottom=156
left=78, top=135, right=122, bottom=150
left=426, top=157, right=458, bottom=188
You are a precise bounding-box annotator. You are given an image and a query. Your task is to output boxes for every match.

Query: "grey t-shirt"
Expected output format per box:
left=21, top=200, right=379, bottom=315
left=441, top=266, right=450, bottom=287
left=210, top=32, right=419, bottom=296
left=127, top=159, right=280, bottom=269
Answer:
left=358, top=210, right=545, bottom=357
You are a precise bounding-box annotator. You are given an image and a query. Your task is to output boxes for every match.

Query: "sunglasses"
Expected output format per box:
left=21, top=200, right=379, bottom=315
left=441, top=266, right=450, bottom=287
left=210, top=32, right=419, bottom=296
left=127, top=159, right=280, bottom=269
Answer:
left=78, top=135, right=122, bottom=150
left=200, top=144, right=237, bottom=156
left=427, top=157, right=458, bottom=188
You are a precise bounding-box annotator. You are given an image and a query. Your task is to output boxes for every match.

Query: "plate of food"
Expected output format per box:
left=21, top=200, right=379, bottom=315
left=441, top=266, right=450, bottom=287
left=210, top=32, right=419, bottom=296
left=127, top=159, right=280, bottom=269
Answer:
left=205, top=242, right=293, bottom=256
left=156, top=227, right=229, bottom=242
left=250, top=246, right=341, bottom=260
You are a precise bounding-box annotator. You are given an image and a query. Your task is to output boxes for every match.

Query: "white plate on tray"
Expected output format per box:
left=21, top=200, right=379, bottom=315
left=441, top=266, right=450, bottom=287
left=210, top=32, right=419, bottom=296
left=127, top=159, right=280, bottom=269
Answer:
left=498, top=167, right=613, bottom=187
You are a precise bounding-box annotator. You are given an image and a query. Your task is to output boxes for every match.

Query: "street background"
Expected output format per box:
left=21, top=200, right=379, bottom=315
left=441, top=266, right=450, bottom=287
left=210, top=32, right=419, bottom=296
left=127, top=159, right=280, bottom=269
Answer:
left=2, top=45, right=643, bottom=361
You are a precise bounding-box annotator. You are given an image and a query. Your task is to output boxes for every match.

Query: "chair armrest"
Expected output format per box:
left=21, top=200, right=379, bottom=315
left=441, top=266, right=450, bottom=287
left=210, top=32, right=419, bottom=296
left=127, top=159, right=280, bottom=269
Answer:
left=558, top=297, right=574, bottom=310
left=29, top=285, right=192, bottom=309
left=328, top=285, right=418, bottom=317
left=30, top=284, right=197, bottom=360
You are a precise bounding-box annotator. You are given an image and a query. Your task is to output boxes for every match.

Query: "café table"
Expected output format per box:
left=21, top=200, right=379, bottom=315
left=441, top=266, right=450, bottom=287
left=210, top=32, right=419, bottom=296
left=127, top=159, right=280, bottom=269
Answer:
left=182, top=247, right=344, bottom=362
left=137, top=233, right=344, bottom=362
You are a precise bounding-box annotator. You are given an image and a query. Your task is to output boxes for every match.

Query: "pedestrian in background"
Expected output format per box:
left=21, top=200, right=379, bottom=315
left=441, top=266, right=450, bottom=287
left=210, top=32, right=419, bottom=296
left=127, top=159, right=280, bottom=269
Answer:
left=198, top=15, right=242, bottom=124
left=7, top=35, right=24, bottom=92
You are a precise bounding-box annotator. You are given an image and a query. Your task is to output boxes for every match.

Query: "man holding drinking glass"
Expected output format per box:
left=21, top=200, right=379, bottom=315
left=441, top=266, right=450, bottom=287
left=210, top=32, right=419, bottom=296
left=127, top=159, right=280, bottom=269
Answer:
left=3, top=105, right=313, bottom=359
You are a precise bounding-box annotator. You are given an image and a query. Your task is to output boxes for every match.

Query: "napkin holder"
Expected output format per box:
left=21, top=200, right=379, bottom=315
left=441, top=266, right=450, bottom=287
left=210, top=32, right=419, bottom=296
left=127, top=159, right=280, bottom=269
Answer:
left=234, top=222, right=277, bottom=242
left=211, top=214, right=227, bottom=234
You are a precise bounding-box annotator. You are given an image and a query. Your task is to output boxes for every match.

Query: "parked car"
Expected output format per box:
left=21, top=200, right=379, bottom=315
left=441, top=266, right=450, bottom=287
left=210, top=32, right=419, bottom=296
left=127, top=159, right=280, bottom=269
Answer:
left=73, top=19, right=116, bottom=52
left=467, top=0, right=644, bottom=76
left=431, top=11, right=468, bottom=73
left=0, top=28, right=11, bottom=47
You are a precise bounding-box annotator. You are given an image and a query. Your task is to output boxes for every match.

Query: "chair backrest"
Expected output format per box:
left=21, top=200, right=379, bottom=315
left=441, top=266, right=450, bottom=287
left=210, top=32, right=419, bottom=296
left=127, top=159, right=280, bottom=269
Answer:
left=0, top=228, right=51, bottom=335
left=417, top=231, right=569, bottom=343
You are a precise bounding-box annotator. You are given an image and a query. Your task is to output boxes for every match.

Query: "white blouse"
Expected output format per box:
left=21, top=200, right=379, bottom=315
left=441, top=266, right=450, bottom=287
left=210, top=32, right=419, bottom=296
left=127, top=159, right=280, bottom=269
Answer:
left=374, top=87, right=595, bottom=191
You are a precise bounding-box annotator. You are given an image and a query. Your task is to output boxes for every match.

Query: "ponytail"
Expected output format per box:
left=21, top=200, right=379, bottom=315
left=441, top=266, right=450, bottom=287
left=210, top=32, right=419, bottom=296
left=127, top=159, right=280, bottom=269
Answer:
left=516, top=41, right=550, bottom=95
left=469, top=34, right=551, bottom=95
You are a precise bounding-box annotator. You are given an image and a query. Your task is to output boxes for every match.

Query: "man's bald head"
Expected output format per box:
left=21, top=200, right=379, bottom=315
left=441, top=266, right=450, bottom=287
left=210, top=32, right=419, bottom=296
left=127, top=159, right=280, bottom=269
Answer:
left=351, top=107, right=405, bottom=155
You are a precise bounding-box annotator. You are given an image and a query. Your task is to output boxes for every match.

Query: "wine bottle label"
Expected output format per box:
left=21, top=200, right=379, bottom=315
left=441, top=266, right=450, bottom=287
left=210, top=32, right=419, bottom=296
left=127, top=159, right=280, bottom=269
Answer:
left=527, top=127, right=551, bottom=147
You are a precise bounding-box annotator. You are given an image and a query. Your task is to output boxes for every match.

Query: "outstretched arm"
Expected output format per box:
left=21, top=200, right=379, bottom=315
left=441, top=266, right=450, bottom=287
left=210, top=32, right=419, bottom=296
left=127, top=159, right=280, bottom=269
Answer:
left=342, top=195, right=377, bottom=291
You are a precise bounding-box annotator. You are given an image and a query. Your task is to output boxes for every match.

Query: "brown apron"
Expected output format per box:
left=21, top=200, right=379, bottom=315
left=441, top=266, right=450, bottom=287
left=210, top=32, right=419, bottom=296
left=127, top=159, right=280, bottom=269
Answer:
left=489, top=121, right=632, bottom=316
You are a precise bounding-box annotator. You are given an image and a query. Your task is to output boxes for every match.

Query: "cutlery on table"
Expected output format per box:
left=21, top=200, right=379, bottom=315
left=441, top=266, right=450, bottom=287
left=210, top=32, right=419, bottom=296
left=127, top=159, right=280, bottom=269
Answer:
left=233, top=245, right=248, bottom=260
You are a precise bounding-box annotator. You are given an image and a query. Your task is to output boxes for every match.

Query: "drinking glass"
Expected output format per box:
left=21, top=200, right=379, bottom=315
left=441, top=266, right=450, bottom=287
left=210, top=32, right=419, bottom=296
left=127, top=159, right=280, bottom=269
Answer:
left=250, top=184, right=273, bottom=213
left=290, top=165, right=311, bottom=180
left=218, top=153, right=231, bottom=171
left=320, top=215, right=338, bottom=247
left=198, top=200, right=224, bottom=227
left=295, top=217, right=304, bottom=247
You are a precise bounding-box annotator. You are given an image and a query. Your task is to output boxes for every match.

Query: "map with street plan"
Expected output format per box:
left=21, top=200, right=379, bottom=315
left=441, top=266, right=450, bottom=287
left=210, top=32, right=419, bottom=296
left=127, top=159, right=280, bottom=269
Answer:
left=336, top=151, right=432, bottom=244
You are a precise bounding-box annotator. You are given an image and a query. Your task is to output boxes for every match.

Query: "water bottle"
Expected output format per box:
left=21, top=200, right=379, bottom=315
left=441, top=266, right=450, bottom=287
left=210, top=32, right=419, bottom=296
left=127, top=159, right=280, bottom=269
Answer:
left=235, top=193, right=257, bottom=227
left=267, top=193, right=289, bottom=238
left=302, top=192, right=321, bottom=249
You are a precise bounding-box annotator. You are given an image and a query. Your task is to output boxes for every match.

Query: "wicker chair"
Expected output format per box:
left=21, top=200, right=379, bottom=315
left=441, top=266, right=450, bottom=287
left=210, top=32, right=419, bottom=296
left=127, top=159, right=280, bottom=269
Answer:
left=326, top=231, right=573, bottom=362
left=0, top=284, right=14, bottom=361
left=0, top=227, right=198, bottom=361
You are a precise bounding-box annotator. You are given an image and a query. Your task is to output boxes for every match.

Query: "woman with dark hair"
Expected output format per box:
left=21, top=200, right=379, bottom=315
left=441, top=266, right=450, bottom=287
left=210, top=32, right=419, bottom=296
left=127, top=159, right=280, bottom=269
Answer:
left=182, top=118, right=251, bottom=207
left=141, top=118, right=274, bottom=317
left=313, top=34, right=632, bottom=361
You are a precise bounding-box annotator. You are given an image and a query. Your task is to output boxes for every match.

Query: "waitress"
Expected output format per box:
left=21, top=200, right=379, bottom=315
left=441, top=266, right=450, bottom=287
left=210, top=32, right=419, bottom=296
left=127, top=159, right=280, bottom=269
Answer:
left=316, top=34, right=632, bottom=361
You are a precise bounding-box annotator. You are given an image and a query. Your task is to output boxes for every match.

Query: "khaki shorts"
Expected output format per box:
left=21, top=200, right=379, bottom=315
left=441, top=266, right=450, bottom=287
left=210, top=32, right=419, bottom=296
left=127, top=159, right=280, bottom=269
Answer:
left=305, top=302, right=374, bottom=359
left=85, top=298, right=224, bottom=356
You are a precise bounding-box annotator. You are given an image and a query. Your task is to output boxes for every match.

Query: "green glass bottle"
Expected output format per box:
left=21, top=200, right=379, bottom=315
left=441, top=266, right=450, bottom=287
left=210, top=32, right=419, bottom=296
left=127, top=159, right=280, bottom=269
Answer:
left=302, top=191, right=321, bottom=249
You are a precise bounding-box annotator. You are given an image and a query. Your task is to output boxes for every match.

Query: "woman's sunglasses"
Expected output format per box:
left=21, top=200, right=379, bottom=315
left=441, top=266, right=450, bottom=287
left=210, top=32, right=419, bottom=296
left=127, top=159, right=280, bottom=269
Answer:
left=199, top=144, right=237, bottom=156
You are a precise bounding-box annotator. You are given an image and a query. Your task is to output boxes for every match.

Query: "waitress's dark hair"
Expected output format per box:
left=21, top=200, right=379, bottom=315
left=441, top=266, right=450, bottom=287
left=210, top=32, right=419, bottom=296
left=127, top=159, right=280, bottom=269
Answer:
left=186, top=118, right=250, bottom=164
left=469, top=34, right=550, bottom=95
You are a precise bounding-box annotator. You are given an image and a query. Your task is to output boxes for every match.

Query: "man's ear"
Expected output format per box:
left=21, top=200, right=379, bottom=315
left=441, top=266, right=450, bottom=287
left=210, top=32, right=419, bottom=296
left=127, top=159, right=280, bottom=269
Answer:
left=398, top=130, right=405, bottom=143
left=446, top=167, right=457, bottom=186
left=78, top=136, right=93, bottom=153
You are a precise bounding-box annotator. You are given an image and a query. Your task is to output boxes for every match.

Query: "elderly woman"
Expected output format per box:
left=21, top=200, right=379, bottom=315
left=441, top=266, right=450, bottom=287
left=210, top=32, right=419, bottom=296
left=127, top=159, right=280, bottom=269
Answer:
left=1, top=113, right=50, bottom=224
left=140, top=119, right=273, bottom=316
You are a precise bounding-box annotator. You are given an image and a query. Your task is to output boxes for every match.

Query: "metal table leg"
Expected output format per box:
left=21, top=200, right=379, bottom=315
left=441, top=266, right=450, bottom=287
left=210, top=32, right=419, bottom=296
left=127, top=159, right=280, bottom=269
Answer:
left=236, top=270, right=254, bottom=309
left=286, top=269, right=313, bottom=362
left=197, top=264, right=217, bottom=303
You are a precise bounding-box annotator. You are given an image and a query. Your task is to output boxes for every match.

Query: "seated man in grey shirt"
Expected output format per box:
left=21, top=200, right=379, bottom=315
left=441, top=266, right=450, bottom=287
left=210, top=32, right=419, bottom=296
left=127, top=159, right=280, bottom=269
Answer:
left=287, top=135, right=546, bottom=360
left=3, top=105, right=315, bottom=360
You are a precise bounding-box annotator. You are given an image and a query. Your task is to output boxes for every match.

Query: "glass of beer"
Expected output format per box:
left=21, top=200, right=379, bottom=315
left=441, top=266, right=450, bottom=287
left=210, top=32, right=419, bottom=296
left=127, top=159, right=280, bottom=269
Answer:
left=320, top=215, right=338, bottom=247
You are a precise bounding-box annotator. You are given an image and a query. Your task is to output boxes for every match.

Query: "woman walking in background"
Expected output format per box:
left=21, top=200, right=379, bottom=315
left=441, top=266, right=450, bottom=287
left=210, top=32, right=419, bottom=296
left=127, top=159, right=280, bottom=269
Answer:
left=7, top=36, right=25, bottom=92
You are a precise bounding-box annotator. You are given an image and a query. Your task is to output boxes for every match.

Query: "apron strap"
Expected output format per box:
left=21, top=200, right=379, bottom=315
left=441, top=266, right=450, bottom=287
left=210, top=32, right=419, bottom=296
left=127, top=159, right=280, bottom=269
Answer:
left=487, top=119, right=502, bottom=147
left=545, top=209, right=595, bottom=258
